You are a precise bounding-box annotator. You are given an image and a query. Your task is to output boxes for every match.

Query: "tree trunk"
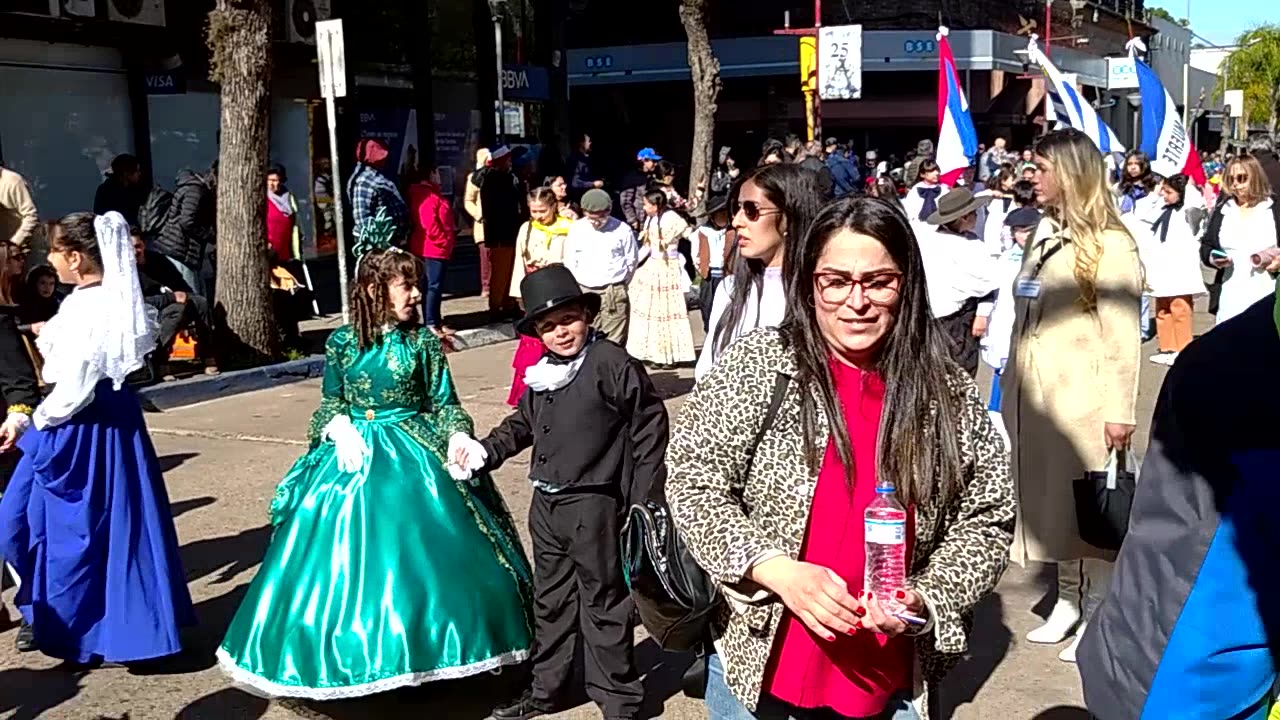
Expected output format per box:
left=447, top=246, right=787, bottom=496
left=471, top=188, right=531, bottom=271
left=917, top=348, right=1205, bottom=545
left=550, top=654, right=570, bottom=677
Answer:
left=207, top=0, right=280, bottom=363
left=679, top=0, right=721, bottom=211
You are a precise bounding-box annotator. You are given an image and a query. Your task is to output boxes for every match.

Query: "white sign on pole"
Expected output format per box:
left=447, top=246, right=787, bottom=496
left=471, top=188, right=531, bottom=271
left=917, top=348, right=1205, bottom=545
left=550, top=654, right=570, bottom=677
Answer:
left=1107, top=56, right=1139, bottom=90
left=316, top=18, right=351, bottom=320
left=818, top=25, right=863, bottom=101
left=1224, top=89, right=1244, bottom=118
left=316, top=19, right=347, bottom=99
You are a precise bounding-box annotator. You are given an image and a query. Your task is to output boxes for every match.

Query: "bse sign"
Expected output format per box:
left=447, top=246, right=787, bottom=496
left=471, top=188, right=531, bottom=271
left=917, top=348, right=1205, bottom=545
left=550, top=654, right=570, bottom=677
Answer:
left=1107, top=57, right=1139, bottom=90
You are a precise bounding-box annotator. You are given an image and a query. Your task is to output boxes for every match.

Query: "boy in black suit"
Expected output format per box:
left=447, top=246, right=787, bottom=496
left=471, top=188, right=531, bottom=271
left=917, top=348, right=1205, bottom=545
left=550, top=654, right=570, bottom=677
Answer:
left=451, top=265, right=668, bottom=720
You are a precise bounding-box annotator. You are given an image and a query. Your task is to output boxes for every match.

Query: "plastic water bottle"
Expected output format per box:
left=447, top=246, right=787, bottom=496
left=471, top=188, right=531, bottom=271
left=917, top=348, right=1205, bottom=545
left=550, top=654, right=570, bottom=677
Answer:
left=864, top=480, right=907, bottom=615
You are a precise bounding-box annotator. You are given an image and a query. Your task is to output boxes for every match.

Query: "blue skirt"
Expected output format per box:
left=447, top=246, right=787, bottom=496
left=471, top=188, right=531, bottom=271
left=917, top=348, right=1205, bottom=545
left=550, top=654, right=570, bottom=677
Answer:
left=0, top=380, right=194, bottom=663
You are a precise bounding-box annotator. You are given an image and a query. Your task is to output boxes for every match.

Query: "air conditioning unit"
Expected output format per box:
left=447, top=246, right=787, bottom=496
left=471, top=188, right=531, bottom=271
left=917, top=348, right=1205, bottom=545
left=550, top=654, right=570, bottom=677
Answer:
left=107, top=0, right=164, bottom=26
left=285, top=0, right=332, bottom=45
left=61, top=0, right=95, bottom=18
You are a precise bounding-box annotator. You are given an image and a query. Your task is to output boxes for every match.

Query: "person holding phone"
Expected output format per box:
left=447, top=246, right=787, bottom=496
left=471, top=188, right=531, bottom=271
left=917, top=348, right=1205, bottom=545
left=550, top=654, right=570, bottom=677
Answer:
left=1002, top=129, right=1143, bottom=664
left=1198, top=155, right=1280, bottom=326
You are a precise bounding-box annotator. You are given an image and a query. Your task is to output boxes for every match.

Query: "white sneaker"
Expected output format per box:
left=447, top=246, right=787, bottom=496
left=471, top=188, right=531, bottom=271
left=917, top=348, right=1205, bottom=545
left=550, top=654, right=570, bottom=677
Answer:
left=1059, top=623, right=1085, bottom=663
left=1148, top=352, right=1174, bottom=366
left=1027, top=599, right=1082, bottom=644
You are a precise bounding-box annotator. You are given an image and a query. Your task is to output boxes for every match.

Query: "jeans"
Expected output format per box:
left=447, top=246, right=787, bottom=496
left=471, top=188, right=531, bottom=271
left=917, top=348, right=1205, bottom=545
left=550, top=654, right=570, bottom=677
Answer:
left=1139, top=294, right=1154, bottom=342
left=422, top=258, right=447, bottom=328
left=705, top=654, right=921, bottom=720
left=165, top=255, right=206, bottom=297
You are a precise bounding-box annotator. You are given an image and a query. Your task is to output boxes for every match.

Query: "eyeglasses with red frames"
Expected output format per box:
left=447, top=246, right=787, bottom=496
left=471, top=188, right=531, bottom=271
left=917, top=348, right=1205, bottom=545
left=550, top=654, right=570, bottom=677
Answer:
left=733, top=199, right=784, bottom=222
left=813, top=271, right=904, bottom=305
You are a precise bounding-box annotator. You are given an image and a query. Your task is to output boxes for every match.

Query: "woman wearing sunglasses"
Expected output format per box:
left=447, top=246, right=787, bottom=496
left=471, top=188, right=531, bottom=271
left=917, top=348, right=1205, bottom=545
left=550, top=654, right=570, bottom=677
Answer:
left=1199, top=154, right=1280, bottom=326
left=694, top=164, right=821, bottom=382
left=668, top=196, right=1014, bottom=720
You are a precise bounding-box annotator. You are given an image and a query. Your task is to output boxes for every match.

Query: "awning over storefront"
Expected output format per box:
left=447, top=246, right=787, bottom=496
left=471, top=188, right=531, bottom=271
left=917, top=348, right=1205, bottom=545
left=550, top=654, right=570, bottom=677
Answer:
left=569, top=30, right=1108, bottom=89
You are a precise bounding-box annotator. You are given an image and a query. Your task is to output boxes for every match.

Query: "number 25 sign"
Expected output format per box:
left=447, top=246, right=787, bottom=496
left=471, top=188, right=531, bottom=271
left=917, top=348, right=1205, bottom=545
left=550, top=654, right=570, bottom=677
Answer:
left=818, top=25, right=864, bottom=101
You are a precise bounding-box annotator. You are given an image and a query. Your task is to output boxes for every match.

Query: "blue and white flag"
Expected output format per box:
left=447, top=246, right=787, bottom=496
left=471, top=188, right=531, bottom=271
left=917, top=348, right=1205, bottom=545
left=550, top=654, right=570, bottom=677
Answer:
left=1027, top=36, right=1125, bottom=155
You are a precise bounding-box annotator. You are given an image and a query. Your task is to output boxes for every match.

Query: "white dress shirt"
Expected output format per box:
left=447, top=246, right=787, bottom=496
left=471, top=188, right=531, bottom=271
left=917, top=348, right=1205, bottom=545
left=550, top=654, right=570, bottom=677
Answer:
left=916, top=225, right=1002, bottom=319
left=694, top=267, right=786, bottom=382
left=564, top=217, right=639, bottom=289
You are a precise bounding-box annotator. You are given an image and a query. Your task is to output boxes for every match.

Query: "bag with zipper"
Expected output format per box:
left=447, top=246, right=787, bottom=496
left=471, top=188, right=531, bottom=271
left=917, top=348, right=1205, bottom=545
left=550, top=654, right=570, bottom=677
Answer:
left=621, top=371, right=790, bottom=652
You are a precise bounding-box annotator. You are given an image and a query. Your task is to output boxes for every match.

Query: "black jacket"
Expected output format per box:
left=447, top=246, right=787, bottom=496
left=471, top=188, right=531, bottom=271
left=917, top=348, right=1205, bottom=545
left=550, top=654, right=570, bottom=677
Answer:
left=138, top=250, right=194, bottom=305
left=480, top=339, right=669, bottom=507
left=1199, top=193, right=1280, bottom=270
left=93, top=176, right=144, bottom=227
left=0, top=309, right=40, bottom=413
left=476, top=167, right=523, bottom=247
left=154, top=169, right=215, bottom=270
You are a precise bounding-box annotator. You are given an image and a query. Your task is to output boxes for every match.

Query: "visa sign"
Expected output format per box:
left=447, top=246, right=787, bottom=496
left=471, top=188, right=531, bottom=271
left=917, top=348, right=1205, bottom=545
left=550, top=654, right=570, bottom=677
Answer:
left=1107, top=56, right=1139, bottom=90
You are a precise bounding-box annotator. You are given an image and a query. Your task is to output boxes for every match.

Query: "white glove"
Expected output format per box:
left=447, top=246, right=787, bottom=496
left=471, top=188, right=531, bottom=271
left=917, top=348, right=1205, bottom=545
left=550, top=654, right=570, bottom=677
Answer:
left=322, top=415, right=370, bottom=474
left=447, top=433, right=487, bottom=484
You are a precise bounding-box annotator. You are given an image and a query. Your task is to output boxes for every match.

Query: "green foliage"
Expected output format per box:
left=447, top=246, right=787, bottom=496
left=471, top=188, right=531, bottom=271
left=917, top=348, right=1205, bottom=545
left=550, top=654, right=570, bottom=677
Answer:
left=1220, top=24, right=1280, bottom=129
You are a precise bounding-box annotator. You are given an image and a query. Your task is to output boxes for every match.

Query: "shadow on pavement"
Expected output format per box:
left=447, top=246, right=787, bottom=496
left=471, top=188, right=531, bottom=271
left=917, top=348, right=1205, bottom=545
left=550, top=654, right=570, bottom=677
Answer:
left=170, top=496, right=217, bottom=520
left=647, top=371, right=695, bottom=401
left=278, top=666, right=529, bottom=719
left=158, top=452, right=201, bottom=473
left=1031, top=706, right=1092, bottom=719
left=938, top=592, right=1013, bottom=716
left=0, top=667, right=88, bottom=720
left=180, top=524, right=273, bottom=586
left=174, top=688, right=270, bottom=719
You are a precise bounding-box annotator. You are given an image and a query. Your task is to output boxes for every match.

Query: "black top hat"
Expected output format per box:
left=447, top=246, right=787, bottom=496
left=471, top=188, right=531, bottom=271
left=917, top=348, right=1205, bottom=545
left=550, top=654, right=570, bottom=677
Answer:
left=515, top=265, right=602, bottom=337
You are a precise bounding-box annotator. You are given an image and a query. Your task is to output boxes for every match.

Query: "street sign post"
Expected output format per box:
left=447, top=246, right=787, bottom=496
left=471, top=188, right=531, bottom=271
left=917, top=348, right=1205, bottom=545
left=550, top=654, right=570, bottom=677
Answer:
left=316, top=19, right=351, bottom=322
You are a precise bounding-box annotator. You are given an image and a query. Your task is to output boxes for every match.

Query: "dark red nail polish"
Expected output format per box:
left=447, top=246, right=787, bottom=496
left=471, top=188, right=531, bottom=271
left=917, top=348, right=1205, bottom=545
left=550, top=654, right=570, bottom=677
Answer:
left=855, top=608, right=866, bottom=617
left=895, top=590, right=907, bottom=600
left=848, top=627, right=857, bottom=635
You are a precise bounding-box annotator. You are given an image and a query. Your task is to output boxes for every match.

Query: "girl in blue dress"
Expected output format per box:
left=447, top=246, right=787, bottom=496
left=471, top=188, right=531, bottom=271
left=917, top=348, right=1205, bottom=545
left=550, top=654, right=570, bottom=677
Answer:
left=0, top=211, right=193, bottom=662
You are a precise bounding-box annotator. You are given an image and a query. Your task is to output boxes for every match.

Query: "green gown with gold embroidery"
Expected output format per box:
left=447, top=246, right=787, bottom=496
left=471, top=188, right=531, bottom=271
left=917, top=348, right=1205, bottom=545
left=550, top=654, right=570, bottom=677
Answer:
left=216, top=325, right=534, bottom=700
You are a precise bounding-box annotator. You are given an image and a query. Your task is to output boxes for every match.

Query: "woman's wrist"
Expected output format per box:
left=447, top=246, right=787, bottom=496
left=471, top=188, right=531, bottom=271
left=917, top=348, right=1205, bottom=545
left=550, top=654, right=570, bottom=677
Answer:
left=746, top=554, right=791, bottom=592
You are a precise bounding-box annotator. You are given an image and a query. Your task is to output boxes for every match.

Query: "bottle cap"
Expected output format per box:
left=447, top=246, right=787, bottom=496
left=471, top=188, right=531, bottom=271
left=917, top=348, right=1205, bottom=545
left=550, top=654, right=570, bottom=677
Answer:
left=875, top=484, right=896, bottom=494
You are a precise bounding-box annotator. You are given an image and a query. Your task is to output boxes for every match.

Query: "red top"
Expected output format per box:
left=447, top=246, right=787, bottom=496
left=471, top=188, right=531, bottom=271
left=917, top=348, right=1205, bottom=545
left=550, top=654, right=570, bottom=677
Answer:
left=408, top=182, right=456, bottom=260
left=265, top=200, right=295, bottom=263
left=764, top=360, right=914, bottom=716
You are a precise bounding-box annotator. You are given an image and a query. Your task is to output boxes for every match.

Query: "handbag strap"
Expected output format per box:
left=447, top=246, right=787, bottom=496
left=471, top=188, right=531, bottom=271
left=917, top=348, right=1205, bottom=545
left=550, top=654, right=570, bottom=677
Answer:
left=746, top=371, right=790, bottom=474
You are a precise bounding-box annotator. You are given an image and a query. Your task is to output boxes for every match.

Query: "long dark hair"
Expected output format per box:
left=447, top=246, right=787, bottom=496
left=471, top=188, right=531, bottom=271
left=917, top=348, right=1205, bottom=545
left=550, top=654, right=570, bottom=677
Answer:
left=0, top=243, right=21, bottom=306
left=350, top=248, right=423, bottom=350
left=1120, top=151, right=1158, bottom=196
left=712, top=164, right=820, bottom=358
left=782, top=197, right=963, bottom=506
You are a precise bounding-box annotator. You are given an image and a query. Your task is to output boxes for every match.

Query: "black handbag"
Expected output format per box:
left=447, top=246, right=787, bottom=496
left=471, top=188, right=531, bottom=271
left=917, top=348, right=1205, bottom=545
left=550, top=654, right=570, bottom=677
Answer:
left=621, top=371, right=790, bottom=652
left=1073, top=449, right=1139, bottom=551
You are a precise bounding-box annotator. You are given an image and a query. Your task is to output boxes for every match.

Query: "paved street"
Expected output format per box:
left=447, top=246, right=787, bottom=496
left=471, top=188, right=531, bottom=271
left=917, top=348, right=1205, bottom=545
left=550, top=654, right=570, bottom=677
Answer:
left=1, top=309, right=1193, bottom=720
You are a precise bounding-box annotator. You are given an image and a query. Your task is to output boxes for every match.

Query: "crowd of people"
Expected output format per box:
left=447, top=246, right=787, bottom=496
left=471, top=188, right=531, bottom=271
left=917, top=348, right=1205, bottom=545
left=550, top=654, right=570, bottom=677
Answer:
left=2, top=124, right=1280, bottom=720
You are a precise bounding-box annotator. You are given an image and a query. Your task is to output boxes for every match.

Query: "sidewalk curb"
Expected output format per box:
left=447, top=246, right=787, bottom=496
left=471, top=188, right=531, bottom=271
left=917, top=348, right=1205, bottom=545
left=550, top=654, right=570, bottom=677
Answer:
left=139, top=322, right=519, bottom=411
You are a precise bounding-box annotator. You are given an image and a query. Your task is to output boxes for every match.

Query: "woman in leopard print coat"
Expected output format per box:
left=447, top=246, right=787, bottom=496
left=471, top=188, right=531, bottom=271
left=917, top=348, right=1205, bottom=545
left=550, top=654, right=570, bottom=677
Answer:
left=667, top=197, right=1015, bottom=719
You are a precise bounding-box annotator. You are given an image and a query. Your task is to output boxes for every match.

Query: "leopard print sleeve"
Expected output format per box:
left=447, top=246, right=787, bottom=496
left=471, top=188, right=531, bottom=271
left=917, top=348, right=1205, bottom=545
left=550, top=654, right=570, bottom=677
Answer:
left=666, top=330, right=786, bottom=586
left=910, top=369, right=1016, bottom=655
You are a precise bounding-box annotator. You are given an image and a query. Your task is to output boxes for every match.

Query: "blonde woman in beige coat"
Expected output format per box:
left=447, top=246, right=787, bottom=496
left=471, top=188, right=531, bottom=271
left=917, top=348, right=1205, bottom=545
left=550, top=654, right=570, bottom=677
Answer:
left=1001, top=128, right=1141, bottom=665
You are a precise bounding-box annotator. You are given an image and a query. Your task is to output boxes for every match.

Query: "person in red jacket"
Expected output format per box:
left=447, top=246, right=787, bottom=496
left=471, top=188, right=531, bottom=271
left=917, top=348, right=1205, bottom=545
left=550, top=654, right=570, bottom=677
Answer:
left=408, top=166, right=456, bottom=337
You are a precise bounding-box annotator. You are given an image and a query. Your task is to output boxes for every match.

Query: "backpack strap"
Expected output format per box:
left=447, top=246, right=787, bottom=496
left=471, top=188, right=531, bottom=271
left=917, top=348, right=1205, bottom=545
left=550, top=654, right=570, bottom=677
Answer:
left=746, top=371, right=790, bottom=472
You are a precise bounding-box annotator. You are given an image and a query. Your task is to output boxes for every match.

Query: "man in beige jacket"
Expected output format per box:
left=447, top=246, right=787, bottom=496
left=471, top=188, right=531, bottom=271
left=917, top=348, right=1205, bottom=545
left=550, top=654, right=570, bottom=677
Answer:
left=0, top=165, right=39, bottom=249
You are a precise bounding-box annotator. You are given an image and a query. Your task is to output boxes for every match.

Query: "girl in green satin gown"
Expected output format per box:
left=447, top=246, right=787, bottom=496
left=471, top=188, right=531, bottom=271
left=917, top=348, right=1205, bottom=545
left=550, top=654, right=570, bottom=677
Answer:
left=216, top=245, right=534, bottom=700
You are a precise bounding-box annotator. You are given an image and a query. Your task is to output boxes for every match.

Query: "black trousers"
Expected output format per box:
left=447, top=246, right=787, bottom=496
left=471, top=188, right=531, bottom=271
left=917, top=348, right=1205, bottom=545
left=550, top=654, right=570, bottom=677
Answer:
left=146, top=294, right=213, bottom=361
left=939, top=297, right=981, bottom=378
left=528, top=488, right=641, bottom=717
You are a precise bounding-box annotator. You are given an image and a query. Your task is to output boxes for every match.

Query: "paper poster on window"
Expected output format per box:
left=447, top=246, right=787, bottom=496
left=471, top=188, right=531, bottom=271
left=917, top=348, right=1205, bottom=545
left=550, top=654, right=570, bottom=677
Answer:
left=818, top=25, right=863, bottom=101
